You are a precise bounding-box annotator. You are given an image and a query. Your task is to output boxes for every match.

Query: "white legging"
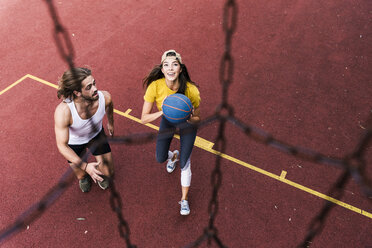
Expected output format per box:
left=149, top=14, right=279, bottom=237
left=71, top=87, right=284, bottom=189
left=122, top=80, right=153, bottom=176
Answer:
left=181, top=157, right=192, bottom=187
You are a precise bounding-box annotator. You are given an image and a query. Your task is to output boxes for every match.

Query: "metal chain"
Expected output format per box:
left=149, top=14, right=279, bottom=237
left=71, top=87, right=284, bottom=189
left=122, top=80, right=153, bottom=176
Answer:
left=0, top=125, right=216, bottom=244
left=219, top=0, right=238, bottom=107
left=228, top=115, right=372, bottom=194
left=109, top=177, right=137, bottom=248
left=1, top=1, right=371, bottom=247
left=0, top=158, right=80, bottom=243
left=298, top=169, right=351, bottom=248
left=45, top=0, right=75, bottom=70
left=43, top=1, right=138, bottom=247
left=0, top=133, right=151, bottom=244
left=185, top=1, right=237, bottom=247
left=298, top=116, right=371, bottom=247
left=42, top=0, right=136, bottom=248
left=206, top=121, right=228, bottom=248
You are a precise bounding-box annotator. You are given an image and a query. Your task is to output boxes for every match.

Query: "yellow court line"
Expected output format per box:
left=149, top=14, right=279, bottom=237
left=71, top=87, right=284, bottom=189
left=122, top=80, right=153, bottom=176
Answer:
left=114, top=109, right=160, bottom=131
left=207, top=151, right=371, bottom=218
left=26, top=74, right=58, bottom=89
left=0, top=75, right=29, bottom=95
left=114, top=109, right=215, bottom=149
left=280, top=170, right=287, bottom=180
left=116, top=108, right=372, bottom=219
left=3, top=74, right=372, bottom=220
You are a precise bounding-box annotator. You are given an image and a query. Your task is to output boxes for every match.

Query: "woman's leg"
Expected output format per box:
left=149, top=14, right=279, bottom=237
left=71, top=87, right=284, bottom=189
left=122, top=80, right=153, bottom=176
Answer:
left=179, top=158, right=192, bottom=215
left=156, top=117, right=176, bottom=163
left=181, top=157, right=191, bottom=200
left=179, top=123, right=197, bottom=201
left=179, top=123, right=197, bottom=169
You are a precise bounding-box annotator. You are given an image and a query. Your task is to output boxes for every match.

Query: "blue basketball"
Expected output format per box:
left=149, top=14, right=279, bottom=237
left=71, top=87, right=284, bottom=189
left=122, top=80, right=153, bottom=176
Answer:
left=162, top=93, right=193, bottom=123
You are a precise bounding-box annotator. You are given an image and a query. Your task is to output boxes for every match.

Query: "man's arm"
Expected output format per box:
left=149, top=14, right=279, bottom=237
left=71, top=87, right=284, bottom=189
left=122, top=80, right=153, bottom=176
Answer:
left=102, top=91, right=114, bottom=136
left=54, top=103, right=104, bottom=182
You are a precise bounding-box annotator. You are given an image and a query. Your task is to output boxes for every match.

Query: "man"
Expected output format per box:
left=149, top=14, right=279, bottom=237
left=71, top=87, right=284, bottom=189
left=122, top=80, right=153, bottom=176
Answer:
left=54, top=67, right=114, bottom=192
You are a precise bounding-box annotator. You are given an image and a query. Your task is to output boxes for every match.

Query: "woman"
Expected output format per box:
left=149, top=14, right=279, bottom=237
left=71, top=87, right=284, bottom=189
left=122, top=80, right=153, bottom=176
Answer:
left=141, top=50, right=201, bottom=215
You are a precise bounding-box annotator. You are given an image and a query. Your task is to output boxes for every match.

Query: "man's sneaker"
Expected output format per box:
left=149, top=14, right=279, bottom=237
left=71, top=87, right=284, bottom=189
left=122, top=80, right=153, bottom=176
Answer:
left=179, top=200, right=190, bottom=215
left=166, top=150, right=179, bottom=173
left=79, top=175, right=92, bottom=193
left=97, top=176, right=109, bottom=190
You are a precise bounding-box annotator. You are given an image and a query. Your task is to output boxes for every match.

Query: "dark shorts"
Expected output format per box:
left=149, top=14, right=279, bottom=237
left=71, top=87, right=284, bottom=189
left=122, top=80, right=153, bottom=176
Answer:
left=68, top=128, right=111, bottom=162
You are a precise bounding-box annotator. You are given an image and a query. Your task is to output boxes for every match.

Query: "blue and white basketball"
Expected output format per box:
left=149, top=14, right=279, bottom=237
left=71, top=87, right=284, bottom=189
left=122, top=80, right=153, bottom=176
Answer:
left=162, top=93, right=193, bottom=124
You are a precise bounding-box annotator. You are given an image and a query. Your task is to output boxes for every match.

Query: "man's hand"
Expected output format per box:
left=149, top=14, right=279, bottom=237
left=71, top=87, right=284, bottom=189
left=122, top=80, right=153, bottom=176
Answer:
left=85, top=161, right=104, bottom=183
left=107, top=123, right=114, bottom=136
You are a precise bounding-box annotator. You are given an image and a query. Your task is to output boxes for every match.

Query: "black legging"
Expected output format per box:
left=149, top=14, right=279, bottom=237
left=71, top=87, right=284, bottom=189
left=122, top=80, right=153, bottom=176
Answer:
left=156, top=116, right=197, bottom=169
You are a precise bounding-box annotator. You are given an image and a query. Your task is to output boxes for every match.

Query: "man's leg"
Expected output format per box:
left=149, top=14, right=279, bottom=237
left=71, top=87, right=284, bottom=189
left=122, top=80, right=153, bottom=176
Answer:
left=67, top=145, right=91, bottom=192
left=94, top=152, right=114, bottom=177
left=93, top=152, right=113, bottom=190
left=67, top=144, right=88, bottom=180
left=69, top=162, right=88, bottom=180
left=89, top=128, right=113, bottom=190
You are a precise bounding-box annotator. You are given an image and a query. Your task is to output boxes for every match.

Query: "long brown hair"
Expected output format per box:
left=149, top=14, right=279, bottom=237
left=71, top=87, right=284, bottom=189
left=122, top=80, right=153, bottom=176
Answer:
left=57, top=67, right=91, bottom=99
left=142, top=62, right=197, bottom=95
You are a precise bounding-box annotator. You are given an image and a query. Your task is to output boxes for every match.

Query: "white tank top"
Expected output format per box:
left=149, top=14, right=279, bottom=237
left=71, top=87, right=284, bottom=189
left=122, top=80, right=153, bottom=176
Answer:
left=67, top=91, right=105, bottom=145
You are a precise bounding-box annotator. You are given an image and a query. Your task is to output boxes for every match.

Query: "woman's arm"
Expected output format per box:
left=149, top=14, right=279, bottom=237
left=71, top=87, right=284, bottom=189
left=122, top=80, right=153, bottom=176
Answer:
left=188, top=106, right=201, bottom=124
left=141, top=100, right=163, bottom=124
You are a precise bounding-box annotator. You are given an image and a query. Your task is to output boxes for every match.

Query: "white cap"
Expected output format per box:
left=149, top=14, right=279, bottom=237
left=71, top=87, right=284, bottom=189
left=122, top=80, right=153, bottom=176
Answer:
left=161, top=49, right=182, bottom=64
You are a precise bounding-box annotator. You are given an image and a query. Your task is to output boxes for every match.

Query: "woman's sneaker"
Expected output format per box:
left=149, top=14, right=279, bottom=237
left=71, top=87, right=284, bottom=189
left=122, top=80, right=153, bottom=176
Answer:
left=179, top=200, right=190, bottom=215
left=166, top=150, right=179, bottom=173
left=79, top=175, right=92, bottom=193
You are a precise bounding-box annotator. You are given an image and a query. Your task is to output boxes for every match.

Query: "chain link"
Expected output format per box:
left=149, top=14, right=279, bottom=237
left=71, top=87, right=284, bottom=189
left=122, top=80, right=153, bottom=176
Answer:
left=109, top=177, right=137, bottom=248
left=45, top=1, right=138, bottom=246
left=45, top=0, right=75, bottom=69
left=1, top=1, right=371, bottom=247
left=228, top=114, right=372, bottom=189
left=0, top=163, right=75, bottom=243
left=219, top=0, right=237, bottom=108
left=186, top=1, right=237, bottom=247
left=298, top=170, right=351, bottom=247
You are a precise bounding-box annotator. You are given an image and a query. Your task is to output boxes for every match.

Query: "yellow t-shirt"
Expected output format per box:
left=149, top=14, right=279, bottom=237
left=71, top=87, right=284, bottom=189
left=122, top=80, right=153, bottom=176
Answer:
left=144, top=78, right=201, bottom=111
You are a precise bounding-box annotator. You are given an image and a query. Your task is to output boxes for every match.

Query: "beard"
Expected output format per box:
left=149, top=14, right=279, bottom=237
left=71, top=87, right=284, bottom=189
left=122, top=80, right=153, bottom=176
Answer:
left=81, top=91, right=99, bottom=102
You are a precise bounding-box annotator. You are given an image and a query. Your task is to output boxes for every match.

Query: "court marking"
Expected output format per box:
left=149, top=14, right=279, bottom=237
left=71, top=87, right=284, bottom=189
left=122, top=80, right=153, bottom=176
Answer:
left=0, top=75, right=29, bottom=95
left=1, top=74, right=371, bottom=219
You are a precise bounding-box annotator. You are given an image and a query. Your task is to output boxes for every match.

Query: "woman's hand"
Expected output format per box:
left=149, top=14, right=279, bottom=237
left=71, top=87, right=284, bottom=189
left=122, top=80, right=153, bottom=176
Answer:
left=187, top=108, right=201, bottom=124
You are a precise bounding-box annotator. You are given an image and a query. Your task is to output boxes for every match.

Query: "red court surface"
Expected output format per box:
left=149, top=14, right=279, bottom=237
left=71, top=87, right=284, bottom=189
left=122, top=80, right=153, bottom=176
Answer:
left=0, top=0, right=371, bottom=247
